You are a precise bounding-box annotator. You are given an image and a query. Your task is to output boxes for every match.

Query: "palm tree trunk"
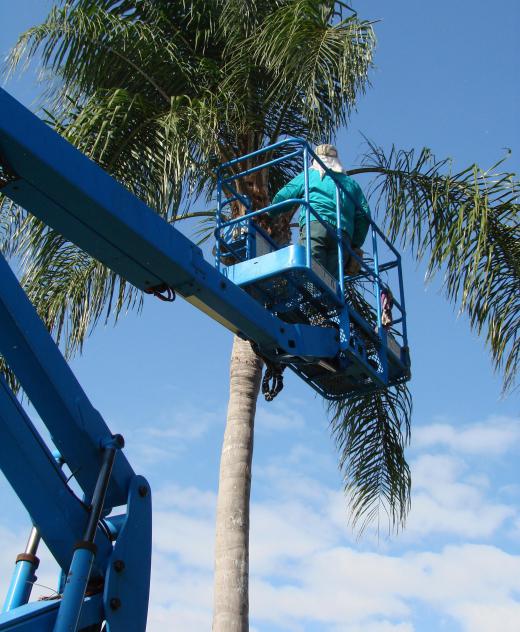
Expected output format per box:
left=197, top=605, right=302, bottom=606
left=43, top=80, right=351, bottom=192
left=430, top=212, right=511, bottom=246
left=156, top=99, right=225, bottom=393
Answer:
left=212, top=335, right=263, bottom=632
left=212, top=161, right=288, bottom=631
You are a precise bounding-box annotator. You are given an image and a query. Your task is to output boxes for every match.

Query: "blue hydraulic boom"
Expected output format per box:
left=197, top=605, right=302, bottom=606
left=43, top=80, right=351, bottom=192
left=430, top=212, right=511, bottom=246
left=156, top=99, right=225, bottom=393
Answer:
left=0, top=87, right=410, bottom=631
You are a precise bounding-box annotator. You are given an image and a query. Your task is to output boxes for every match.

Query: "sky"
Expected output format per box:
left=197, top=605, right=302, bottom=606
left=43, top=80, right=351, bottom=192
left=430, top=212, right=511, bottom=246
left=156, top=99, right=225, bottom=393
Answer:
left=0, top=1, right=519, bottom=631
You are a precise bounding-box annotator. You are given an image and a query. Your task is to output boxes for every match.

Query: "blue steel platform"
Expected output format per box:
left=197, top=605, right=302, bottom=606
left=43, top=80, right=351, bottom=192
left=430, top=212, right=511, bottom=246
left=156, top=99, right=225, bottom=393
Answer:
left=224, top=244, right=342, bottom=306
left=215, top=139, right=411, bottom=399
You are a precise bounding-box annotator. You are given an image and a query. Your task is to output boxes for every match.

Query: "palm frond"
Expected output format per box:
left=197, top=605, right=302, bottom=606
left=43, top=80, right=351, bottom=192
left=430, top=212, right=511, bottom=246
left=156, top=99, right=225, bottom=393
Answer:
left=329, top=282, right=412, bottom=533
left=329, top=384, right=412, bottom=534
left=0, top=195, right=25, bottom=258
left=179, top=209, right=220, bottom=245
left=249, top=0, right=375, bottom=138
left=13, top=214, right=142, bottom=358
left=353, top=143, right=520, bottom=393
left=7, top=3, right=193, bottom=107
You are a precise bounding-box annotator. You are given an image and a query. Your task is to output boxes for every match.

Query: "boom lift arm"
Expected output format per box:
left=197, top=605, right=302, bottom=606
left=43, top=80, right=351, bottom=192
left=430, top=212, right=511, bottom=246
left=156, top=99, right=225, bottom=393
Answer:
left=0, top=87, right=410, bottom=631
left=0, top=88, right=337, bottom=367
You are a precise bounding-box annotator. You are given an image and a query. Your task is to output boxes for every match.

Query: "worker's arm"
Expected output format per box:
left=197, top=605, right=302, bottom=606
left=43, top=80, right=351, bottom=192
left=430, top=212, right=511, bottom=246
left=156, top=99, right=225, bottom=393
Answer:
left=351, top=183, right=371, bottom=248
left=269, top=172, right=305, bottom=216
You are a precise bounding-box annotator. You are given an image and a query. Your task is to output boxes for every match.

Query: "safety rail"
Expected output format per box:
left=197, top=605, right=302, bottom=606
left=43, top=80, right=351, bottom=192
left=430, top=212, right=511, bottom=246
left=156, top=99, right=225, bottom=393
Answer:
left=215, top=138, right=409, bottom=353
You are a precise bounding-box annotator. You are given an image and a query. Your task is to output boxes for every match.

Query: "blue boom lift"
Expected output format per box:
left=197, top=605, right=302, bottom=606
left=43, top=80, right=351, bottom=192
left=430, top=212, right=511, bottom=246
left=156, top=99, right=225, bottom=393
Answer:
left=0, top=87, right=410, bottom=631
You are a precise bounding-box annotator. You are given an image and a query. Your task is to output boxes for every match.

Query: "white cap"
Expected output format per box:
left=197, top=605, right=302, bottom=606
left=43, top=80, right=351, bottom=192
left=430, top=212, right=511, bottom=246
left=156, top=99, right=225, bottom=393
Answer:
left=312, top=144, right=344, bottom=177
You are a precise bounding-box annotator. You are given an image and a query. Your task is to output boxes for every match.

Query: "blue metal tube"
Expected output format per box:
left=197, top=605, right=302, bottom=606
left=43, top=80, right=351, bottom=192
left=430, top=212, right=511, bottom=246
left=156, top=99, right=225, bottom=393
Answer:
left=397, top=259, right=409, bottom=347
left=379, top=260, right=399, bottom=272
left=222, top=148, right=303, bottom=182
left=219, top=136, right=401, bottom=263
left=246, top=220, right=253, bottom=260
left=57, top=570, right=67, bottom=596
left=371, top=225, right=388, bottom=381
left=219, top=198, right=313, bottom=227
left=53, top=441, right=118, bottom=632
left=303, top=147, right=311, bottom=268
left=215, top=237, right=246, bottom=264
left=3, top=527, right=41, bottom=612
left=3, top=561, right=38, bottom=612
left=219, top=137, right=307, bottom=170
left=236, top=140, right=403, bottom=263
left=389, top=295, right=404, bottom=313
left=218, top=197, right=238, bottom=211
left=102, top=514, right=126, bottom=540
left=52, top=545, right=96, bottom=632
left=219, top=136, right=339, bottom=177
left=215, top=177, right=222, bottom=271
left=368, top=222, right=402, bottom=257
left=335, top=185, right=345, bottom=295
left=371, top=228, right=382, bottom=329
left=221, top=199, right=333, bottom=237
left=220, top=181, right=251, bottom=209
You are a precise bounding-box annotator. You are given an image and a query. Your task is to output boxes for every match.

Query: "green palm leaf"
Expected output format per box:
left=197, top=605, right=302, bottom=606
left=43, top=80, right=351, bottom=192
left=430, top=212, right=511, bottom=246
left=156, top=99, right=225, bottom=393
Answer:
left=329, top=384, right=412, bottom=533
left=352, top=143, right=520, bottom=393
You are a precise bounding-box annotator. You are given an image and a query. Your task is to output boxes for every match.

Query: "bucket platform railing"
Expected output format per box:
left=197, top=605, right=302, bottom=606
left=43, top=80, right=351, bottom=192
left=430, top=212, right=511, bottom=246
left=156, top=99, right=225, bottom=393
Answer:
left=215, top=138, right=411, bottom=395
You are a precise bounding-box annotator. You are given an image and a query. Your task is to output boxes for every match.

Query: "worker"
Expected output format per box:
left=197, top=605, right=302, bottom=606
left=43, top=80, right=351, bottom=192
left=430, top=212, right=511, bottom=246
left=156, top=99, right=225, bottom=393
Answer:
left=270, top=144, right=371, bottom=278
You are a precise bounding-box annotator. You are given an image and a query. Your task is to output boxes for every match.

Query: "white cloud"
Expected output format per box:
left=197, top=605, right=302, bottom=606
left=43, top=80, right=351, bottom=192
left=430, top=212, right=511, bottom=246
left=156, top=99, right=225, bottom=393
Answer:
left=256, top=463, right=337, bottom=505
left=1, top=480, right=519, bottom=632
left=145, top=405, right=222, bottom=441
left=450, top=601, right=520, bottom=632
left=406, top=493, right=513, bottom=538
left=247, top=544, right=520, bottom=631
left=153, top=483, right=216, bottom=515
left=414, top=416, right=520, bottom=455
left=251, top=499, right=337, bottom=575
left=125, top=404, right=224, bottom=467
left=147, top=559, right=213, bottom=631
left=153, top=509, right=215, bottom=569
left=255, top=399, right=307, bottom=432
left=139, top=468, right=520, bottom=632
left=1, top=414, right=519, bottom=632
left=140, top=429, right=520, bottom=632
left=405, top=454, right=515, bottom=538
left=148, top=603, right=211, bottom=631
left=333, top=623, right=415, bottom=632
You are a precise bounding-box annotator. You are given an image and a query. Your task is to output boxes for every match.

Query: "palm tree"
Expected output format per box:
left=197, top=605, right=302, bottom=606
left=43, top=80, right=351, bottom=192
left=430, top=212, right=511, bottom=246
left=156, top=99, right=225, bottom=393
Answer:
left=2, top=1, right=518, bottom=630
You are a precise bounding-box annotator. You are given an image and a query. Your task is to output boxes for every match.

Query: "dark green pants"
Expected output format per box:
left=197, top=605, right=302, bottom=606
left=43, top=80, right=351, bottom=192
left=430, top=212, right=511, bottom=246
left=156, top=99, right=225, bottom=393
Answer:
left=300, top=221, right=350, bottom=278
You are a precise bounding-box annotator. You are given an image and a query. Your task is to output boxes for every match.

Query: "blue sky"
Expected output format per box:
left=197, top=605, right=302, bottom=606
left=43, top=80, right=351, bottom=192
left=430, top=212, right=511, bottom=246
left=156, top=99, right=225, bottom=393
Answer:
left=0, top=1, right=519, bottom=631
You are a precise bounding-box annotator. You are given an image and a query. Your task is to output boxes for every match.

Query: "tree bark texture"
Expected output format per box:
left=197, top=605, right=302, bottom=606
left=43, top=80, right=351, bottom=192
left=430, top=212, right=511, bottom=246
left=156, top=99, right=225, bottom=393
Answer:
left=212, top=336, right=263, bottom=632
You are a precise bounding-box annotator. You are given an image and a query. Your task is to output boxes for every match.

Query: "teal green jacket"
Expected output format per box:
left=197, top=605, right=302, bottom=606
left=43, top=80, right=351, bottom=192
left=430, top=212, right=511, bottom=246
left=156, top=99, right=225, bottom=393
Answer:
left=270, top=169, right=371, bottom=248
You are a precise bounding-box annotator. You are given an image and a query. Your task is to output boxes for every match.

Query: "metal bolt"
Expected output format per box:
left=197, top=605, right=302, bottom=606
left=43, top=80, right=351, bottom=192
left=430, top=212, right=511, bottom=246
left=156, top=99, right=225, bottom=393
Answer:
left=110, top=597, right=121, bottom=611
left=113, top=559, right=125, bottom=573
left=138, top=485, right=149, bottom=498
left=112, top=434, right=125, bottom=449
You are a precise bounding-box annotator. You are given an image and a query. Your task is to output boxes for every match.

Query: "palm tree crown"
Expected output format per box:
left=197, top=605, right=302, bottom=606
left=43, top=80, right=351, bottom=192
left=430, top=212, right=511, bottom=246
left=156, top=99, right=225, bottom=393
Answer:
left=2, top=0, right=518, bottom=537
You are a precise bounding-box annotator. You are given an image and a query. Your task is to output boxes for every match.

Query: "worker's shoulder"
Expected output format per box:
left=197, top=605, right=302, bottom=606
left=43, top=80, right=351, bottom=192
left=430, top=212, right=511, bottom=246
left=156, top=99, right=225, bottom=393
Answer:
left=334, top=172, right=363, bottom=195
left=289, top=170, right=306, bottom=185
left=338, top=172, right=361, bottom=188
left=277, top=170, right=305, bottom=192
